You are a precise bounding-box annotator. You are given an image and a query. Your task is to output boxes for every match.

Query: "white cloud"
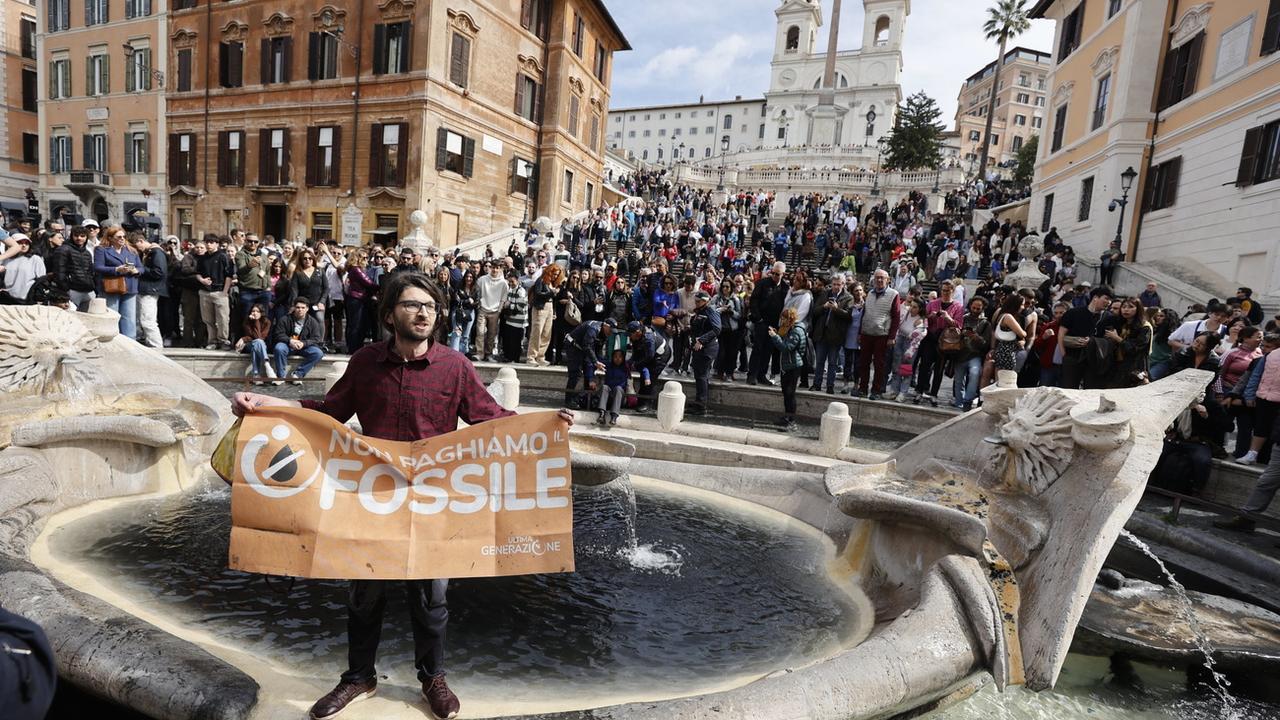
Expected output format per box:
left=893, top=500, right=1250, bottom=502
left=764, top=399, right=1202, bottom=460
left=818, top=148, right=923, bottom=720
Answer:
left=608, top=0, right=1058, bottom=123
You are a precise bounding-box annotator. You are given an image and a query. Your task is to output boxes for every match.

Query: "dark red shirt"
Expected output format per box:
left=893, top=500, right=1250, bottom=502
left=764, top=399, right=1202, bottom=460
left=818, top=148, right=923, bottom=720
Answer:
left=301, top=340, right=513, bottom=441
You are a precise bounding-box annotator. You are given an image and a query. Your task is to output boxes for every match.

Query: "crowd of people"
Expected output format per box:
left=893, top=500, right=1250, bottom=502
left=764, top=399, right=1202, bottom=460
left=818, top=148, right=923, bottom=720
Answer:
left=4, top=173, right=1277, bottom=476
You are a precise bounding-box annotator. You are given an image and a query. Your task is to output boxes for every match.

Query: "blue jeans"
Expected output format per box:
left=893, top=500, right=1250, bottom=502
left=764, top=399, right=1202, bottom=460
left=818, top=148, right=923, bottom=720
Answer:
left=246, top=338, right=268, bottom=376
left=449, top=312, right=475, bottom=355
left=239, top=288, right=272, bottom=319
left=273, top=342, right=325, bottom=379
left=886, top=334, right=913, bottom=397
left=813, top=342, right=842, bottom=390
left=952, top=356, right=983, bottom=408
left=105, top=293, right=137, bottom=340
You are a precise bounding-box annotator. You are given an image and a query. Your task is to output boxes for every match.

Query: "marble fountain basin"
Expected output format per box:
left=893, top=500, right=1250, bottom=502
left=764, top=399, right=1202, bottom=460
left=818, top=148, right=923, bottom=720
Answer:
left=0, top=306, right=1216, bottom=719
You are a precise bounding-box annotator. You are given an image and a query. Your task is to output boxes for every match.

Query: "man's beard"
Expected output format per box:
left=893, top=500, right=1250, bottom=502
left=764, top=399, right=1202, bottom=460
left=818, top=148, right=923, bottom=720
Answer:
left=394, top=314, right=433, bottom=343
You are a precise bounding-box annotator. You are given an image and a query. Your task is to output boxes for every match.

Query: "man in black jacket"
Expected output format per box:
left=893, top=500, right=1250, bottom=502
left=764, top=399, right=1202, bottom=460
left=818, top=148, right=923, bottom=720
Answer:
left=748, top=261, right=788, bottom=386
left=271, top=298, right=326, bottom=384
left=50, top=225, right=96, bottom=310
left=686, top=291, right=721, bottom=415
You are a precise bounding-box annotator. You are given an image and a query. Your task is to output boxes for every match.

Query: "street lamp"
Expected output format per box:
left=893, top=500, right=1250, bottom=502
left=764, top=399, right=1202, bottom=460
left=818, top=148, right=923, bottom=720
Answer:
left=1109, top=165, right=1139, bottom=259
left=717, top=134, right=730, bottom=191
left=677, top=142, right=686, bottom=165
left=870, top=137, right=888, bottom=197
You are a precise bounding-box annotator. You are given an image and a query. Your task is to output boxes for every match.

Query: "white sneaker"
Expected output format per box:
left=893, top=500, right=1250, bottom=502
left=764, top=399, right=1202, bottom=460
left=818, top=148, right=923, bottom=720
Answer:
left=1236, top=451, right=1258, bottom=465
left=894, top=392, right=907, bottom=402
left=288, top=373, right=303, bottom=386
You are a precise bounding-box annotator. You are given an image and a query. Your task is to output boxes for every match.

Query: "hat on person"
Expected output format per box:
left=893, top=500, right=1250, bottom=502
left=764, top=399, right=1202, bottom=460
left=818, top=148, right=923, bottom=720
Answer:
left=1080, top=281, right=1092, bottom=287
left=10, top=233, right=29, bottom=244
left=81, top=218, right=99, bottom=228
left=626, top=320, right=645, bottom=334
left=694, top=290, right=711, bottom=302
left=603, top=317, right=619, bottom=329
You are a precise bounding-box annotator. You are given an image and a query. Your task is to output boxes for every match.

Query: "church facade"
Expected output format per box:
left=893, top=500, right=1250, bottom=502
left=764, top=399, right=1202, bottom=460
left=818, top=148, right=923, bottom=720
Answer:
left=607, top=0, right=909, bottom=167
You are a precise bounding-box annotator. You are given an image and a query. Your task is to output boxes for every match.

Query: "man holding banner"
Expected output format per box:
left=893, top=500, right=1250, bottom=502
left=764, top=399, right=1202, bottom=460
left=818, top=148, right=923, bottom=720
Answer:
left=232, top=272, right=574, bottom=720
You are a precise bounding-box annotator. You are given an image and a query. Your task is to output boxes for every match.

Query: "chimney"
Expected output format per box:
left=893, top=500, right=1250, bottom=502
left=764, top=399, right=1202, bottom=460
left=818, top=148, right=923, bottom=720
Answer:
left=735, top=95, right=742, bottom=101
left=699, top=94, right=704, bottom=103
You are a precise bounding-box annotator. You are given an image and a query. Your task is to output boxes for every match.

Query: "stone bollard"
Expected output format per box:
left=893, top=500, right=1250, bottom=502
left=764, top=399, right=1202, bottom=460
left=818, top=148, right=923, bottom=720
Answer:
left=325, top=361, right=349, bottom=393
left=79, top=297, right=120, bottom=341
left=495, top=367, right=521, bottom=410
left=657, top=381, right=685, bottom=431
left=819, top=402, right=852, bottom=457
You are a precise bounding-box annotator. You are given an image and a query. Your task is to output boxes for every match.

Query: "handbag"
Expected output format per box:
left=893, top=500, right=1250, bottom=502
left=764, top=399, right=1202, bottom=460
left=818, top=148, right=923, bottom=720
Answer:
left=103, top=275, right=128, bottom=295
left=939, top=326, right=964, bottom=355
left=564, top=300, right=582, bottom=327
left=650, top=315, right=666, bottom=328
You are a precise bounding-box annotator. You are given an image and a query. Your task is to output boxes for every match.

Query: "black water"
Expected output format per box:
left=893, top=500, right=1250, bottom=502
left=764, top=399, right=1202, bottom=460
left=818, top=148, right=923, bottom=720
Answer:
left=51, top=482, right=861, bottom=703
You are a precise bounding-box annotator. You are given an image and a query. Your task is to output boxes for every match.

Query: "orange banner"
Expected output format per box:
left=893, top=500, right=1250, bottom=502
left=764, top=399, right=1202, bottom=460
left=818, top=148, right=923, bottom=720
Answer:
left=214, top=408, right=575, bottom=579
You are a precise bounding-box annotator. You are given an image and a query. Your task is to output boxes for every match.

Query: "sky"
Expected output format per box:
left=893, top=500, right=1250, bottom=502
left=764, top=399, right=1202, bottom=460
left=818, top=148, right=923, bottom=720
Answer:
left=607, top=0, right=1057, bottom=126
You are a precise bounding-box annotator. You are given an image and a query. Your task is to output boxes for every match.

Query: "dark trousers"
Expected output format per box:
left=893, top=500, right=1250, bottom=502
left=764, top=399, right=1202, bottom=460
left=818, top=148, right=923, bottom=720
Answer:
left=181, top=289, right=206, bottom=347
left=857, top=334, right=891, bottom=394
left=781, top=368, right=800, bottom=417
left=1060, top=350, right=1086, bottom=389
left=691, top=344, right=716, bottom=406
left=914, top=335, right=946, bottom=398
left=159, top=295, right=180, bottom=339
left=716, top=329, right=741, bottom=376
left=501, top=323, right=525, bottom=362
left=749, top=323, right=776, bottom=382
left=345, top=300, right=371, bottom=354
left=637, top=352, right=670, bottom=408
left=563, top=345, right=589, bottom=406
left=342, top=579, right=448, bottom=684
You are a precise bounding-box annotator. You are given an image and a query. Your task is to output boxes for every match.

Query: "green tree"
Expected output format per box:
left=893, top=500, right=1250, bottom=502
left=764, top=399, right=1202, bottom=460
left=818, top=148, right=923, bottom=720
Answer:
left=883, top=91, right=946, bottom=171
left=978, top=0, right=1032, bottom=182
left=1013, top=134, right=1038, bottom=186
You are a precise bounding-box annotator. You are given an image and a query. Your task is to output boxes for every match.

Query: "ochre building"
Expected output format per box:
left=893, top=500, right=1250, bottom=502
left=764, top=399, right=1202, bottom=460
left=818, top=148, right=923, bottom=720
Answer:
left=166, top=0, right=628, bottom=248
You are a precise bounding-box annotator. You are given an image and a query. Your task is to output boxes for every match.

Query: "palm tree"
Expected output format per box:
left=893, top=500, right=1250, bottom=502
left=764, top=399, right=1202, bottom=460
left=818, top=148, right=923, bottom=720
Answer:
left=977, top=0, right=1032, bottom=184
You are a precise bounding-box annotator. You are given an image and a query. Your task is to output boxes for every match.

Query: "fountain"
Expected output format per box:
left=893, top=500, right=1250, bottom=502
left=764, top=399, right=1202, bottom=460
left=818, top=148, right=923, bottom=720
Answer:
left=0, top=304, right=1276, bottom=719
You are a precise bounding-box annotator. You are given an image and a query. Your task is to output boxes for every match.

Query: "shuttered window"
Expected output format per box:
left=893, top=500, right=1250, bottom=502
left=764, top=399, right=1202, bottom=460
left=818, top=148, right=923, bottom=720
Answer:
left=1157, top=32, right=1203, bottom=110
left=124, top=131, right=149, bottom=174
left=433, top=127, right=473, bottom=179
left=370, top=122, right=410, bottom=187
left=1142, top=157, right=1182, bottom=212
left=216, top=130, right=244, bottom=186
left=176, top=50, right=192, bottom=91
left=372, top=22, right=412, bottom=75
left=1057, top=2, right=1085, bottom=61
left=219, top=41, right=243, bottom=88
left=514, top=73, right=542, bottom=122
left=519, top=0, right=547, bottom=39
left=449, top=33, right=470, bottom=88
left=308, top=32, right=339, bottom=81
left=1237, top=120, right=1280, bottom=187
left=1078, top=177, right=1094, bottom=222
left=305, top=126, right=341, bottom=187
left=168, top=133, right=196, bottom=186
left=257, top=128, right=290, bottom=186
left=1050, top=104, right=1068, bottom=152
left=1262, top=0, right=1280, bottom=56
left=511, top=157, right=534, bottom=195
left=260, top=37, right=292, bottom=85
left=568, top=94, right=580, bottom=137
left=1040, top=193, right=1054, bottom=232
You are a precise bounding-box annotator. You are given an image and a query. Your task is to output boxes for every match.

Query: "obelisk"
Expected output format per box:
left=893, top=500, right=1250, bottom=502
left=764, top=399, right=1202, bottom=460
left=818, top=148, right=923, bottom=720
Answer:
left=807, top=0, right=846, bottom=146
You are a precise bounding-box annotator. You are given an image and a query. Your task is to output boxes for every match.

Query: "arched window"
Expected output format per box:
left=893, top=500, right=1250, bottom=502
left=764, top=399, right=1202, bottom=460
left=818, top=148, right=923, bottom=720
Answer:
left=723, top=114, right=733, bottom=130
left=657, top=147, right=663, bottom=159
left=642, top=149, right=648, bottom=160
left=874, top=16, right=891, bottom=46
left=785, top=26, right=799, bottom=51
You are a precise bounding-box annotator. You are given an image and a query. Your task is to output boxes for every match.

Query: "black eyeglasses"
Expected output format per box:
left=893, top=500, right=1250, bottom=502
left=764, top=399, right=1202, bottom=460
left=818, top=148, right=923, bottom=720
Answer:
left=396, top=300, right=437, bottom=314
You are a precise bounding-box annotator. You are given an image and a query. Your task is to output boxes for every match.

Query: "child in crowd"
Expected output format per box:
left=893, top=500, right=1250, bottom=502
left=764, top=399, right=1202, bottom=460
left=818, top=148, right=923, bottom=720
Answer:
left=594, top=335, right=645, bottom=426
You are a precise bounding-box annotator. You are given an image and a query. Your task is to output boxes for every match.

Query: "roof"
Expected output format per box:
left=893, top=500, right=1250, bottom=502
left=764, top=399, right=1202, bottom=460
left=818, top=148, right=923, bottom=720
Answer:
left=1029, top=0, right=1055, bottom=18
left=608, top=97, right=767, bottom=114
left=964, top=45, right=1053, bottom=83
left=589, top=0, right=631, bottom=51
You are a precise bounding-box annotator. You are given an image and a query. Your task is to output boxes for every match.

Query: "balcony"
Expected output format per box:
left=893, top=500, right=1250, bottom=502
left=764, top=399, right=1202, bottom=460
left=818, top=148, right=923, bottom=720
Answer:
left=64, top=170, right=113, bottom=191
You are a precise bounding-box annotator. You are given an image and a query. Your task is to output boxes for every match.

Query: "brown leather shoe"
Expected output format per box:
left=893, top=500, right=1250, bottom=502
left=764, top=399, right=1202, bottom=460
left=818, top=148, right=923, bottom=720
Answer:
left=308, top=678, right=377, bottom=720
left=422, top=674, right=460, bottom=719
